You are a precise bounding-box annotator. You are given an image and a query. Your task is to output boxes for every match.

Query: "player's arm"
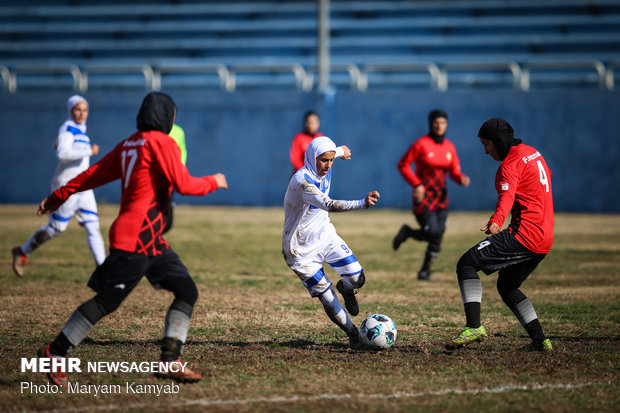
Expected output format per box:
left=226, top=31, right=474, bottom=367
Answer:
left=483, top=163, right=520, bottom=233
left=154, top=136, right=225, bottom=195
left=39, top=146, right=123, bottom=215
left=301, top=180, right=379, bottom=212
left=448, top=147, right=470, bottom=187
left=289, top=134, right=305, bottom=171
left=396, top=143, right=422, bottom=187
left=56, top=129, right=95, bottom=161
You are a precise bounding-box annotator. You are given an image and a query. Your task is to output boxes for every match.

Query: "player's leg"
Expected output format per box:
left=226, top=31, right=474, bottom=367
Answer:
left=392, top=210, right=430, bottom=251
left=12, top=198, right=76, bottom=276
left=39, top=250, right=147, bottom=386
left=497, top=255, right=551, bottom=351
left=417, top=210, right=448, bottom=280
left=326, top=235, right=365, bottom=316
left=146, top=249, right=201, bottom=382
left=75, top=191, right=106, bottom=266
left=286, top=255, right=360, bottom=348
left=445, top=249, right=488, bottom=349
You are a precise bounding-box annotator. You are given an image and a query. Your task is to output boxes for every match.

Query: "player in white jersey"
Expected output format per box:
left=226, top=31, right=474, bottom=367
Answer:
left=11, top=95, right=106, bottom=276
left=283, top=136, right=380, bottom=348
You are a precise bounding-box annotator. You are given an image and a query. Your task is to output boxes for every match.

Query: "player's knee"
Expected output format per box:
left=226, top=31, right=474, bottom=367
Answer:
left=457, top=253, right=478, bottom=281
left=78, top=297, right=113, bottom=324
left=83, top=220, right=101, bottom=235
left=172, top=277, right=198, bottom=306
left=497, top=285, right=525, bottom=306
left=342, top=271, right=365, bottom=291
left=35, top=226, right=57, bottom=244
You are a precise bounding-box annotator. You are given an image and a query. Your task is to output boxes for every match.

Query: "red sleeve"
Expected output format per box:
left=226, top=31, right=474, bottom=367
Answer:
left=488, top=159, right=520, bottom=228
left=397, top=141, right=422, bottom=187
left=47, top=145, right=123, bottom=211
left=448, top=143, right=466, bottom=184
left=152, top=135, right=218, bottom=195
left=289, top=133, right=306, bottom=171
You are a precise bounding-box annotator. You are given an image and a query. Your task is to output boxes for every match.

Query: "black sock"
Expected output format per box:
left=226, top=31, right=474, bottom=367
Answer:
left=160, top=337, right=183, bottom=362
left=524, top=319, right=546, bottom=343
left=49, top=332, right=73, bottom=357
left=464, top=302, right=481, bottom=328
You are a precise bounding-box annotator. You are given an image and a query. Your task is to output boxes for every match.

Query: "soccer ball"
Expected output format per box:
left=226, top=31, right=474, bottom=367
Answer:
left=360, top=314, right=397, bottom=350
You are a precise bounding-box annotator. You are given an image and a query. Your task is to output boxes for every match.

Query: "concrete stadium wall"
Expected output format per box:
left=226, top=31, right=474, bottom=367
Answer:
left=1, top=88, right=618, bottom=212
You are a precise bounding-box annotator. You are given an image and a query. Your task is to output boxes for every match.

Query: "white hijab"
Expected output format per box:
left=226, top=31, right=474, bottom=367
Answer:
left=303, top=135, right=337, bottom=182
left=66, top=95, right=88, bottom=131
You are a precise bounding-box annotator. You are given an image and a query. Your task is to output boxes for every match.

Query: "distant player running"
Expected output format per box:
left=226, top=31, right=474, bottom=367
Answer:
left=12, top=95, right=106, bottom=276
left=447, top=118, right=554, bottom=352
left=392, top=109, right=470, bottom=280
left=283, top=136, right=380, bottom=349
left=36, top=92, right=228, bottom=386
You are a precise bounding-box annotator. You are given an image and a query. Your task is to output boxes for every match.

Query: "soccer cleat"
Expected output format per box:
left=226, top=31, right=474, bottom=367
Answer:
left=12, top=246, right=27, bottom=277
left=417, top=269, right=431, bottom=281
left=154, top=359, right=202, bottom=383
left=445, top=325, right=488, bottom=350
left=392, top=225, right=409, bottom=251
left=336, top=279, right=359, bottom=316
left=348, top=330, right=365, bottom=350
left=38, top=344, right=69, bottom=387
left=520, top=338, right=553, bottom=352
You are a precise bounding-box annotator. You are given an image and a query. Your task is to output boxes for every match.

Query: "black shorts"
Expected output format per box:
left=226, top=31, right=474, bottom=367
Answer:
left=87, top=248, right=190, bottom=304
left=467, top=230, right=546, bottom=279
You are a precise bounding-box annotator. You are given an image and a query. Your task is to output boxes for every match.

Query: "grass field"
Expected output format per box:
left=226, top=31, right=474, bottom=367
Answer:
left=0, top=204, right=618, bottom=412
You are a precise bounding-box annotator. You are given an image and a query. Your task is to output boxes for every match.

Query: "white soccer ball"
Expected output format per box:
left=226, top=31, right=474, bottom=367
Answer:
left=360, top=314, right=397, bottom=350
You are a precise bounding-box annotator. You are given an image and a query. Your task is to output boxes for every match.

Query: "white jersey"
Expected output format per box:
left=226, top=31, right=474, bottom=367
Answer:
left=51, top=120, right=94, bottom=190
left=283, top=166, right=365, bottom=259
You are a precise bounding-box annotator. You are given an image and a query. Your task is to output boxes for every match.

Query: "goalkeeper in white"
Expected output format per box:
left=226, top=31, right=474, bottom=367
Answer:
left=11, top=95, right=106, bottom=277
left=282, top=136, right=380, bottom=348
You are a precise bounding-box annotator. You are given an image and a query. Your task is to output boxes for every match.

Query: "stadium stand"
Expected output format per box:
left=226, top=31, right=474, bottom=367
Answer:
left=0, top=0, right=619, bottom=91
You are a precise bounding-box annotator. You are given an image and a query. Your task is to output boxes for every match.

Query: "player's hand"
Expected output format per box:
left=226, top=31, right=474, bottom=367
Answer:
left=91, top=144, right=100, bottom=156
left=481, top=222, right=500, bottom=235
left=339, top=145, right=351, bottom=160
left=461, top=175, right=471, bottom=187
left=213, top=173, right=228, bottom=190
left=37, top=197, right=54, bottom=216
left=413, top=185, right=425, bottom=203
left=365, top=190, right=380, bottom=207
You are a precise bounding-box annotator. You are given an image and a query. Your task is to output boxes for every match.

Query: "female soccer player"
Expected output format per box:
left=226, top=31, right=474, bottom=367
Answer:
left=283, top=136, right=380, bottom=348
left=392, top=109, right=470, bottom=280
left=36, top=92, right=228, bottom=386
left=12, top=95, right=106, bottom=276
left=446, top=118, right=554, bottom=352
left=289, top=110, right=323, bottom=171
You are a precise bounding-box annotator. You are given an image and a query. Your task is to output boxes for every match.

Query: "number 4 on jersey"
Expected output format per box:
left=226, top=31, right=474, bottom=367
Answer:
left=536, top=160, right=549, bottom=193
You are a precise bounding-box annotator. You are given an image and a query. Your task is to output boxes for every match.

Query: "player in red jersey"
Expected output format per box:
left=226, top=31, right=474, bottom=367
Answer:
left=392, top=110, right=470, bottom=280
left=289, top=111, right=324, bottom=171
left=35, top=92, right=228, bottom=386
left=446, top=118, right=554, bottom=352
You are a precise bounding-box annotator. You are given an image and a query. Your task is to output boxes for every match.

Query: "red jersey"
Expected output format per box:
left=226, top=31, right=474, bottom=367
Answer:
left=489, top=144, right=554, bottom=254
left=397, top=135, right=466, bottom=214
left=47, top=130, right=219, bottom=256
left=289, top=131, right=323, bottom=171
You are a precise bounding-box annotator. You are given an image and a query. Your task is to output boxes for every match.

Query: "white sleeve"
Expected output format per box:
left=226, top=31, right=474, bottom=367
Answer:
left=56, top=130, right=93, bottom=161
left=334, top=146, right=344, bottom=158
left=301, top=180, right=365, bottom=212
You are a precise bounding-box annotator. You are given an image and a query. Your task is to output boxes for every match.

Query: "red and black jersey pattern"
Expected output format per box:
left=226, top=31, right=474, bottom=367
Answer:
left=413, top=168, right=448, bottom=213
left=136, top=197, right=170, bottom=256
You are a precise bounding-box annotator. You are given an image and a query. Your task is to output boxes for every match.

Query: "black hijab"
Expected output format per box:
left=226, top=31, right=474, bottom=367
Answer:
left=136, top=92, right=176, bottom=134
left=428, top=109, right=448, bottom=143
left=477, top=118, right=522, bottom=160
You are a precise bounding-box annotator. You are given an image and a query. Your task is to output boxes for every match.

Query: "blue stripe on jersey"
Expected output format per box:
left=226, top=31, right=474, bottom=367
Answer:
left=67, top=125, right=87, bottom=136
left=340, top=269, right=363, bottom=277
left=328, top=255, right=358, bottom=268
left=303, top=173, right=321, bottom=189
left=73, top=139, right=90, bottom=145
left=78, top=209, right=98, bottom=216
left=304, top=268, right=325, bottom=288
left=51, top=212, right=72, bottom=222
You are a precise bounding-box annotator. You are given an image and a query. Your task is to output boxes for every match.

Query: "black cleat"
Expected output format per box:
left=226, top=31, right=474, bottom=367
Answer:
left=336, top=280, right=359, bottom=316
left=417, top=269, right=431, bottom=280
left=392, top=225, right=409, bottom=251
left=348, top=330, right=365, bottom=350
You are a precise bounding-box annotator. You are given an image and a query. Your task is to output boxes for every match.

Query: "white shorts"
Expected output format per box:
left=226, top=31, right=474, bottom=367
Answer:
left=49, top=189, right=99, bottom=232
left=285, top=232, right=363, bottom=297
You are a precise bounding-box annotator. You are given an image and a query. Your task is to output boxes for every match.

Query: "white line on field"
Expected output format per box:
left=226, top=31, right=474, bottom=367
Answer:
left=24, top=381, right=612, bottom=413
